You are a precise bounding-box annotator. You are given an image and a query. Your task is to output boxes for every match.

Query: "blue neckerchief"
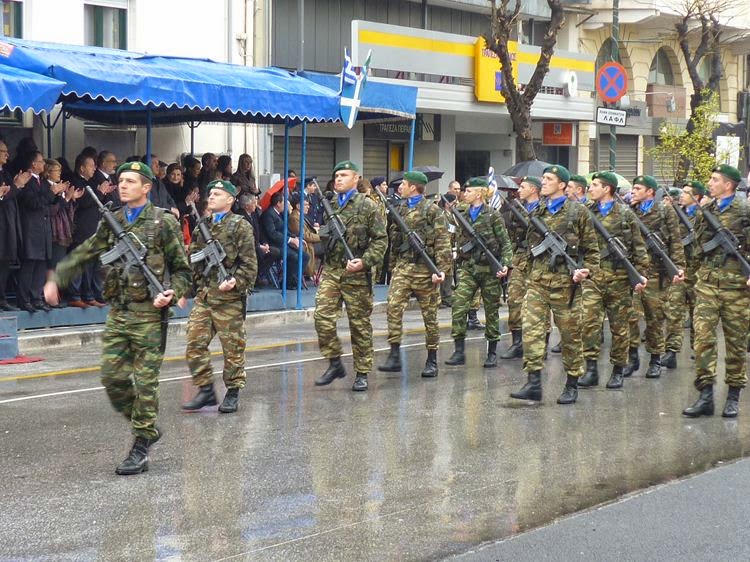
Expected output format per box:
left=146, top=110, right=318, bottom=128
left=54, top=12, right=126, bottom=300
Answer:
left=468, top=204, right=483, bottom=222
left=212, top=212, right=228, bottom=224
left=406, top=195, right=423, bottom=209
left=579, top=196, right=587, bottom=204
left=598, top=200, right=615, bottom=217
left=337, top=188, right=358, bottom=208
left=525, top=200, right=540, bottom=213
left=685, top=204, right=698, bottom=217
left=124, top=204, right=146, bottom=224
left=639, top=199, right=655, bottom=214
left=547, top=196, right=567, bottom=215
left=718, top=194, right=735, bottom=213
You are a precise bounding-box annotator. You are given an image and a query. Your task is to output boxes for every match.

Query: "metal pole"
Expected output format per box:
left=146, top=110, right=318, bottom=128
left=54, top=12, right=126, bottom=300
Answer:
left=190, top=121, right=195, bottom=156
left=46, top=113, right=52, bottom=158
left=296, top=121, right=307, bottom=309
left=282, top=121, right=290, bottom=306
left=297, top=0, right=304, bottom=72
left=609, top=0, right=620, bottom=172
left=408, top=118, right=416, bottom=170
left=61, top=109, right=67, bottom=159
left=146, top=107, right=153, bottom=201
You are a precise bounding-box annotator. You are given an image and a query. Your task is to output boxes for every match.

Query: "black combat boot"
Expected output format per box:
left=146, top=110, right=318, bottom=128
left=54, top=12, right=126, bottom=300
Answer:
left=722, top=387, right=741, bottom=418
left=182, top=384, right=218, bottom=411
left=115, top=429, right=161, bottom=476
left=557, top=375, right=578, bottom=405
left=421, top=349, right=439, bottom=378
left=500, top=329, right=523, bottom=359
left=645, top=354, right=662, bottom=378
left=445, top=339, right=466, bottom=366
left=683, top=386, right=714, bottom=417
left=467, top=309, right=484, bottom=330
left=622, top=347, right=640, bottom=377
left=510, top=370, right=542, bottom=401
left=483, top=340, right=498, bottom=368
left=378, top=343, right=402, bottom=372
left=606, top=365, right=625, bottom=389
left=352, top=373, right=368, bottom=391
left=662, top=350, right=677, bottom=369
left=315, top=357, right=347, bottom=386
left=550, top=341, right=562, bottom=354
left=578, top=359, right=599, bottom=388
left=218, top=388, right=239, bottom=413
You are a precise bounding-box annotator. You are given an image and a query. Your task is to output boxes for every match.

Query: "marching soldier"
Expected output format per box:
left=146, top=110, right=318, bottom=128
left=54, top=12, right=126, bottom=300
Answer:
left=445, top=177, right=512, bottom=368
left=683, top=165, right=750, bottom=418
left=578, top=172, right=649, bottom=390
left=313, top=160, right=387, bottom=391
left=624, top=175, right=685, bottom=378
left=181, top=180, right=257, bottom=414
left=378, top=171, right=452, bottom=378
left=510, top=165, right=600, bottom=405
left=44, top=162, right=191, bottom=475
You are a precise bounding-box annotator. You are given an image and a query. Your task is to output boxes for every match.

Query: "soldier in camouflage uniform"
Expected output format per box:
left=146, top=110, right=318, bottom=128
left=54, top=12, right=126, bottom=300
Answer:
left=378, top=171, right=452, bottom=378
left=44, top=162, right=191, bottom=475
left=181, top=180, right=257, bottom=414
left=500, top=176, right=541, bottom=360
left=313, top=160, right=387, bottom=391
left=578, top=172, right=649, bottom=390
left=445, top=177, right=512, bottom=368
left=510, top=165, right=600, bottom=405
left=663, top=181, right=706, bottom=368
left=624, top=175, right=685, bottom=379
left=684, top=165, right=750, bottom=418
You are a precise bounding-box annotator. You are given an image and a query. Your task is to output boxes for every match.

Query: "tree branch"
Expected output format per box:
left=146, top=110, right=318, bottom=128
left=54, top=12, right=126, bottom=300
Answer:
left=522, top=0, right=565, bottom=106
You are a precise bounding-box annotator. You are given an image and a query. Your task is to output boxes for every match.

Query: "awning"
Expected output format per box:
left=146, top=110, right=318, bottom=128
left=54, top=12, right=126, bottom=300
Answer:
left=0, top=38, right=340, bottom=124
left=0, top=63, right=64, bottom=113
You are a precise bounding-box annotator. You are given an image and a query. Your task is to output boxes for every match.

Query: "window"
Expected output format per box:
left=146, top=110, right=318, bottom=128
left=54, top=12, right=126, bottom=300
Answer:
left=84, top=4, right=127, bottom=50
left=648, top=48, right=675, bottom=86
left=521, top=19, right=549, bottom=47
left=2, top=0, right=22, bottom=38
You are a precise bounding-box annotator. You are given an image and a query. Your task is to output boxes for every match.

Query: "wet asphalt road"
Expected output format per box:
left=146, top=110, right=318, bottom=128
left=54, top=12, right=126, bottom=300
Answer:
left=1, top=308, right=749, bottom=561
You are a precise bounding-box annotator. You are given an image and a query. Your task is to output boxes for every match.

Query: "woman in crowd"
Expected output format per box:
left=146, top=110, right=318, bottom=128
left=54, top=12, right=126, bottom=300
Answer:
left=231, top=153, right=258, bottom=196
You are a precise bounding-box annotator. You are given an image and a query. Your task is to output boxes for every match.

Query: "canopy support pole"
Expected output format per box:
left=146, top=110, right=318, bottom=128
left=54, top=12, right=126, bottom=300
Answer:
left=296, top=121, right=307, bottom=310
left=408, top=118, right=416, bottom=170
left=46, top=114, right=52, bottom=158
left=281, top=120, right=290, bottom=307
left=146, top=106, right=153, bottom=172
left=61, top=109, right=67, bottom=159
left=190, top=121, right=195, bottom=156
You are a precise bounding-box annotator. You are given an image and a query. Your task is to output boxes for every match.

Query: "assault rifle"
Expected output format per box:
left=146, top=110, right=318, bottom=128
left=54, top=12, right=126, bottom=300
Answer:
left=189, top=202, right=231, bottom=283
left=526, top=205, right=580, bottom=273
left=317, top=182, right=355, bottom=261
left=87, top=185, right=165, bottom=298
left=376, top=190, right=441, bottom=276
left=701, top=206, right=750, bottom=277
left=615, top=194, right=681, bottom=279
left=440, top=195, right=505, bottom=275
left=671, top=202, right=696, bottom=247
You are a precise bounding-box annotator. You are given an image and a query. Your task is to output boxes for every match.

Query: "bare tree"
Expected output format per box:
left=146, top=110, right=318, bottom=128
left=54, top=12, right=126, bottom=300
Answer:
left=486, top=0, right=566, bottom=162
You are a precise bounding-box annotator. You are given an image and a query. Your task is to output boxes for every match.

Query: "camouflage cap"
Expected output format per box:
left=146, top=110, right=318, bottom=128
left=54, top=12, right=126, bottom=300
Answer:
left=465, top=177, right=489, bottom=188
left=117, top=161, right=154, bottom=181
left=207, top=179, right=238, bottom=197
left=521, top=175, right=542, bottom=189
left=403, top=170, right=429, bottom=185
left=713, top=163, right=741, bottom=183
left=543, top=165, right=571, bottom=183
left=633, top=175, right=658, bottom=190
left=683, top=179, right=707, bottom=196
left=333, top=160, right=360, bottom=173
left=569, top=174, right=589, bottom=188
left=591, top=171, right=619, bottom=189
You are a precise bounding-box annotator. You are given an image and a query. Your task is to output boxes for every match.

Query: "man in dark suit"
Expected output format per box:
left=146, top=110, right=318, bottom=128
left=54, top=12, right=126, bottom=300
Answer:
left=238, top=193, right=272, bottom=284
left=94, top=150, right=120, bottom=208
left=260, top=191, right=308, bottom=285
left=144, top=155, right=178, bottom=217
left=0, top=140, right=27, bottom=311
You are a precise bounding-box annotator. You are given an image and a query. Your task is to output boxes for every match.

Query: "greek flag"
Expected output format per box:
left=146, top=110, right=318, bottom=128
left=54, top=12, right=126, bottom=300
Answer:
left=343, top=49, right=357, bottom=85
left=488, top=166, right=502, bottom=210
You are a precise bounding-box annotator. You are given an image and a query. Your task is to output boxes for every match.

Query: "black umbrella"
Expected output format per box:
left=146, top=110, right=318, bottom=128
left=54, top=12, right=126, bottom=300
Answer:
left=495, top=174, right=520, bottom=189
left=503, top=159, right=552, bottom=178
left=389, top=166, right=445, bottom=189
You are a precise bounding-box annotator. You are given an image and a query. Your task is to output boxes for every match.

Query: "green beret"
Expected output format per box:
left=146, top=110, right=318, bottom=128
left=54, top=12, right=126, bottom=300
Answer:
left=466, top=177, right=489, bottom=188
left=713, top=164, right=741, bottom=183
left=633, top=175, right=658, bottom=190
left=333, top=160, right=360, bottom=173
left=206, top=179, right=238, bottom=198
left=668, top=188, right=682, bottom=198
left=543, top=165, right=571, bottom=184
left=520, top=175, right=542, bottom=189
left=591, top=171, right=619, bottom=189
left=117, top=161, right=154, bottom=181
left=683, top=180, right=707, bottom=196
left=403, top=170, right=429, bottom=185
left=569, top=174, right=589, bottom=187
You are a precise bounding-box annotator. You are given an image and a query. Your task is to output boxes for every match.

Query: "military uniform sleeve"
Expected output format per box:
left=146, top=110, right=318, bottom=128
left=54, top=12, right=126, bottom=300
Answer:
left=187, top=225, right=206, bottom=290
left=161, top=213, right=192, bottom=299
left=387, top=214, right=401, bottom=273
left=429, top=205, right=453, bottom=274
left=628, top=211, right=651, bottom=273
left=54, top=221, right=111, bottom=289
left=665, top=205, right=686, bottom=270
left=233, top=219, right=258, bottom=293
left=492, top=212, right=513, bottom=265
left=361, top=200, right=388, bottom=269
left=579, top=208, right=601, bottom=276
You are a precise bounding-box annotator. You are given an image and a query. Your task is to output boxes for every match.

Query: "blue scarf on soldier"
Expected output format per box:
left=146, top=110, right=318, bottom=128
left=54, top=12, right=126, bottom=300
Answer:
left=124, top=204, right=146, bottom=224
left=212, top=212, right=228, bottom=224
left=337, top=188, right=357, bottom=208
left=598, top=200, right=615, bottom=217
left=685, top=204, right=698, bottom=217
left=406, top=195, right=423, bottom=209
left=525, top=200, right=540, bottom=213
left=718, top=194, right=735, bottom=213
left=468, top=203, right=483, bottom=222
left=639, top=199, right=655, bottom=213
left=547, top=196, right=567, bottom=215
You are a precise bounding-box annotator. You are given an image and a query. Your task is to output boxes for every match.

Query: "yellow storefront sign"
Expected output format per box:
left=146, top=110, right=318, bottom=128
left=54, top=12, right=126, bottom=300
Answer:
left=474, top=37, right=518, bottom=104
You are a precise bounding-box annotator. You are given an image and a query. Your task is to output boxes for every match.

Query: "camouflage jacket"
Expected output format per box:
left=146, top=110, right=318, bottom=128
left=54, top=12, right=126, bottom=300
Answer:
left=454, top=203, right=513, bottom=271
left=55, top=202, right=191, bottom=313
left=585, top=201, right=650, bottom=277
left=674, top=205, right=700, bottom=271
left=501, top=199, right=532, bottom=269
left=694, top=196, right=750, bottom=289
left=633, top=200, right=686, bottom=277
left=388, top=197, right=452, bottom=275
left=188, top=212, right=257, bottom=299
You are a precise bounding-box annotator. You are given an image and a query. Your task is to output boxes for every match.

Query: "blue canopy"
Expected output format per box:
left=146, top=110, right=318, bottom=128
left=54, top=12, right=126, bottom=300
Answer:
left=0, top=63, right=64, bottom=113
left=0, top=38, right=340, bottom=124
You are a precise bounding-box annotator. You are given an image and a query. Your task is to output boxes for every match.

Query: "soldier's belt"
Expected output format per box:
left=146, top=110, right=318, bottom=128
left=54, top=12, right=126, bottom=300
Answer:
left=111, top=301, right=160, bottom=314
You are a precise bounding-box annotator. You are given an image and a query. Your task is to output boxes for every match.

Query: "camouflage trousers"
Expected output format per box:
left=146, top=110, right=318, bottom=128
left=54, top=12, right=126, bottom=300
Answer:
left=507, top=267, right=526, bottom=332
left=387, top=264, right=440, bottom=349
left=315, top=269, right=374, bottom=374
left=628, top=273, right=668, bottom=355
left=451, top=265, right=502, bottom=341
left=581, top=273, right=632, bottom=366
left=185, top=291, right=247, bottom=389
left=523, top=279, right=583, bottom=376
left=693, top=279, right=750, bottom=389
left=665, top=274, right=696, bottom=353
left=101, top=309, right=165, bottom=440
